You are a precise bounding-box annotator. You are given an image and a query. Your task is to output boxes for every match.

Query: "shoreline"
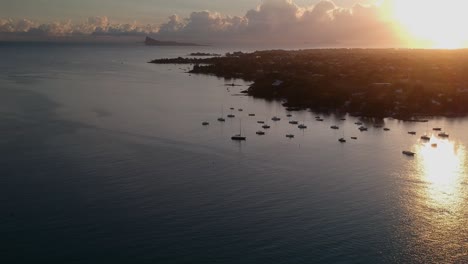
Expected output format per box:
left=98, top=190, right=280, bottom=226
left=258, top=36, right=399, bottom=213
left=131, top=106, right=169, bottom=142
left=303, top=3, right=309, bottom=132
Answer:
left=150, top=49, right=468, bottom=120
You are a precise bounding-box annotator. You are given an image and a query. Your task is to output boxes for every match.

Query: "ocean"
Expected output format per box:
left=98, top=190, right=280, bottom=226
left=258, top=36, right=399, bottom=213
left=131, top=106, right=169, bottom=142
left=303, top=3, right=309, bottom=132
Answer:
left=0, top=42, right=467, bottom=263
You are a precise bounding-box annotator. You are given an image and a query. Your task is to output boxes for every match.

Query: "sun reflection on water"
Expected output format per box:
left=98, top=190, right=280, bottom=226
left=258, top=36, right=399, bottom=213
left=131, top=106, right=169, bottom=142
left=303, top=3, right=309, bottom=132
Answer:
left=415, top=137, right=466, bottom=208
left=405, top=136, right=468, bottom=261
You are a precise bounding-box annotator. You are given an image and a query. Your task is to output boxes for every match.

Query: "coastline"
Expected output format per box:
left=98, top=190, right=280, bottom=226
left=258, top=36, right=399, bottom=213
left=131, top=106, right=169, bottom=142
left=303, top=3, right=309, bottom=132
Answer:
left=150, top=49, right=468, bottom=120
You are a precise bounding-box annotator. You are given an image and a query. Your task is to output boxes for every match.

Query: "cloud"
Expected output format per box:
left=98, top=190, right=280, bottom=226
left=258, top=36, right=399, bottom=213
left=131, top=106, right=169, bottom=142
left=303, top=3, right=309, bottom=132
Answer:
left=155, top=0, right=403, bottom=46
left=0, top=18, right=37, bottom=33
left=0, top=0, right=404, bottom=46
left=0, top=16, right=158, bottom=39
left=156, top=11, right=248, bottom=41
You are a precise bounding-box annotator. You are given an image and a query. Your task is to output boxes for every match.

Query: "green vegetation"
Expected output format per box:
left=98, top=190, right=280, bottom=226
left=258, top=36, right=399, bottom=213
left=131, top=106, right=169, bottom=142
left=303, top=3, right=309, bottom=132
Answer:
left=150, top=49, right=468, bottom=118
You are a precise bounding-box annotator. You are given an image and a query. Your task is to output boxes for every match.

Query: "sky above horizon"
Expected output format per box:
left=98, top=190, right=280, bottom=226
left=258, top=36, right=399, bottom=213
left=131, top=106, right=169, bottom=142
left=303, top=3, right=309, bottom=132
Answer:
left=1, top=0, right=467, bottom=48
left=1, top=0, right=374, bottom=23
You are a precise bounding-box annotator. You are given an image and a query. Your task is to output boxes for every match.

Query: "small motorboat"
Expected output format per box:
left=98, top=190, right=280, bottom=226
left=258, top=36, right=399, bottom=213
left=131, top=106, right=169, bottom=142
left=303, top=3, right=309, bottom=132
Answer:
left=289, top=120, right=299, bottom=124
left=316, top=118, right=324, bottom=122
left=331, top=125, right=339, bottom=129
left=262, top=125, right=271, bottom=129
left=217, top=118, right=226, bottom=122
left=384, top=128, right=390, bottom=131
left=202, top=122, right=210, bottom=126
left=359, top=126, right=368, bottom=131
left=286, top=134, right=295, bottom=138
left=256, top=131, right=265, bottom=135
left=227, top=114, right=235, bottom=118
left=230, top=107, right=234, bottom=110
left=408, top=131, right=416, bottom=135
left=238, top=109, right=243, bottom=112
left=272, top=116, right=281, bottom=121
left=355, top=122, right=363, bottom=125
left=431, top=143, right=438, bottom=148
left=339, top=138, right=346, bottom=143
left=351, top=137, right=358, bottom=140
left=257, top=121, right=265, bottom=124
left=438, top=132, right=449, bottom=138
left=298, top=124, right=307, bottom=129
left=340, top=118, right=346, bottom=121
left=287, top=114, right=292, bottom=117
left=420, top=135, right=430, bottom=141
left=402, top=150, right=415, bottom=156
left=231, top=134, right=246, bottom=140
left=433, top=128, right=442, bottom=131
left=248, top=113, right=255, bottom=116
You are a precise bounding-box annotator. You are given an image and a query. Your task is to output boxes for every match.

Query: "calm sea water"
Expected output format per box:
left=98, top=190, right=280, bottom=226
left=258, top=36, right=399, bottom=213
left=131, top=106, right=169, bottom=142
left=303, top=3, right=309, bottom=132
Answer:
left=0, top=43, right=467, bottom=263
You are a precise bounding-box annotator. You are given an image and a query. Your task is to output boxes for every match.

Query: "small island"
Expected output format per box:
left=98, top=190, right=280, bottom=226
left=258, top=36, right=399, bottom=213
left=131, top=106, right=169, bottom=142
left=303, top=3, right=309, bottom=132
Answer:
left=144, top=36, right=203, bottom=46
left=150, top=49, right=468, bottom=119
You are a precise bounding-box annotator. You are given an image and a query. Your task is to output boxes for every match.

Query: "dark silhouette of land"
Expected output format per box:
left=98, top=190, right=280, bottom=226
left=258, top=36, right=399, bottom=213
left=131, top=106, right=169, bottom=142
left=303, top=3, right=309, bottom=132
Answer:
left=144, top=36, right=203, bottom=46
left=189, top=52, right=221, bottom=57
left=150, top=49, right=468, bottom=119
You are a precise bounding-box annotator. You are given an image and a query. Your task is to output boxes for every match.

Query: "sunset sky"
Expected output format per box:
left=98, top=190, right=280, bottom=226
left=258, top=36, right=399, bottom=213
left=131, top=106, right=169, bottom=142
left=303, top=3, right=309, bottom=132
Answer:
left=1, top=0, right=467, bottom=48
left=0, top=0, right=373, bottom=23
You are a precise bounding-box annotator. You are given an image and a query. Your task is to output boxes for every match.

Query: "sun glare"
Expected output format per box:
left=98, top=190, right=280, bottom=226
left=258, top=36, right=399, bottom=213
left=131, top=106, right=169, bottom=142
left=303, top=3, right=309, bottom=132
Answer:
left=388, top=0, right=468, bottom=49
left=416, top=138, right=466, bottom=207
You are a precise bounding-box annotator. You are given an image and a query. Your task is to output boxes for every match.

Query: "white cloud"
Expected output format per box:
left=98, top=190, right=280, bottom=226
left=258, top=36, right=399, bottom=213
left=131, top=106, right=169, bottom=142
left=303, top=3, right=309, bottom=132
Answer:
left=156, top=0, right=402, bottom=46
left=0, top=16, right=158, bottom=38
left=0, top=18, right=37, bottom=33
left=0, top=0, right=403, bottom=46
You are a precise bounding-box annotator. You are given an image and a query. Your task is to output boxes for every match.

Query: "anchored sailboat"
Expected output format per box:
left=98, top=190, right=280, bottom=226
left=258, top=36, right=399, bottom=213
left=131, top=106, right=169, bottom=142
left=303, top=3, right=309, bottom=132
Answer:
left=231, top=119, right=246, bottom=140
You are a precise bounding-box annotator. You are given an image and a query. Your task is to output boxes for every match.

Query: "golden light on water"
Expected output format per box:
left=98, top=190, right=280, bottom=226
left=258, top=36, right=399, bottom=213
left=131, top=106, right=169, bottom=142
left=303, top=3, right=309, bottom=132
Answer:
left=405, top=136, right=468, bottom=261
left=415, top=137, right=466, bottom=207
left=385, top=0, right=468, bottom=49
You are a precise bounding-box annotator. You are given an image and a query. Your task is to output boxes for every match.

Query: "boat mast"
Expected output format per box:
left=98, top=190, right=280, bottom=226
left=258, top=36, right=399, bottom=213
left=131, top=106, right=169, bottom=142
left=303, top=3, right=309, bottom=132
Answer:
left=239, top=119, right=242, bottom=135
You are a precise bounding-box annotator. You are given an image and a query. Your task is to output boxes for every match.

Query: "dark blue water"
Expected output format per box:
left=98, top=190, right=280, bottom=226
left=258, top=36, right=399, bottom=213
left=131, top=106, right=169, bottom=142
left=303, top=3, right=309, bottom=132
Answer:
left=1, top=43, right=467, bottom=263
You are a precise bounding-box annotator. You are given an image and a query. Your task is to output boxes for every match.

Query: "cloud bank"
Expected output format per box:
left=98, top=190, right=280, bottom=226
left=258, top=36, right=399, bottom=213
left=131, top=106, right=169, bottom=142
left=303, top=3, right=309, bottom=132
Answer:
left=0, top=16, right=158, bottom=38
left=0, top=0, right=405, bottom=46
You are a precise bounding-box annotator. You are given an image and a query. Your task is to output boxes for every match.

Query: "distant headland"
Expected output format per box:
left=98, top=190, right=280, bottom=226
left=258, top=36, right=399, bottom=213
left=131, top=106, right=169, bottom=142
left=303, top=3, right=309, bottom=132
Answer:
left=150, top=49, right=468, bottom=119
left=144, top=36, right=204, bottom=46
left=188, top=52, right=221, bottom=57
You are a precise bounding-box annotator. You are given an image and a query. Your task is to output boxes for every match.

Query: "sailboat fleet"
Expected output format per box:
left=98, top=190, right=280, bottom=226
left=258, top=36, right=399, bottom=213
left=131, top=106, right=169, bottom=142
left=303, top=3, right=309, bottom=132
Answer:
left=202, top=107, right=452, bottom=156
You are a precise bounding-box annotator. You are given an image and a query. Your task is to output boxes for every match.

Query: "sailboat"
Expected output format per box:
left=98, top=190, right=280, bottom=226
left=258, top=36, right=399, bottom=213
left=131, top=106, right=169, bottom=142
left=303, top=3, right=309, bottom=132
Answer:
left=227, top=107, right=235, bottom=118
left=339, top=125, right=346, bottom=142
left=421, top=121, right=430, bottom=140
left=231, top=120, right=246, bottom=140
left=298, top=115, right=307, bottom=129
left=218, top=107, right=226, bottom=122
